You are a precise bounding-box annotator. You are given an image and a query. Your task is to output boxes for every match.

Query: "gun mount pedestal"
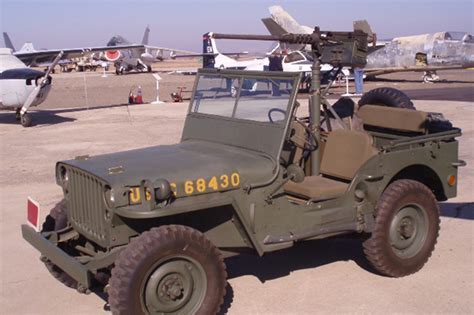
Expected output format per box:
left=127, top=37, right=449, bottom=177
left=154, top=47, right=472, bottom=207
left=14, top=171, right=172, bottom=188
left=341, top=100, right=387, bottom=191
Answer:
left=212, top=28, right=368, bottom=176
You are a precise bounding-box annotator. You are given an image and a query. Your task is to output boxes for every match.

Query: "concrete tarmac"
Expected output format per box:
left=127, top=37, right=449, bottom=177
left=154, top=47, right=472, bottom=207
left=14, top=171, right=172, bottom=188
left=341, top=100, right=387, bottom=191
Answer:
left=0, top=98, right=473, bottom=313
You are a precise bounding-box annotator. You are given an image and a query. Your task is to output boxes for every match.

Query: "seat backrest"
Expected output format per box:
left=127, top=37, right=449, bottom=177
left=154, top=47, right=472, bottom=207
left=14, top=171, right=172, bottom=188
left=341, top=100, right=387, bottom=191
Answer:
left=288, top=121, right=306, bottom=166
left=320, top=129, right=378, bottom=180
left=358, top=105, right=428, bottom=133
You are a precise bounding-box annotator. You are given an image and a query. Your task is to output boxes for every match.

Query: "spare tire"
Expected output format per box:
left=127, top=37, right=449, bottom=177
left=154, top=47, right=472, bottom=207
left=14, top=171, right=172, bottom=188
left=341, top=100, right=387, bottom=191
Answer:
left=358, top=87, right=415, bottom=110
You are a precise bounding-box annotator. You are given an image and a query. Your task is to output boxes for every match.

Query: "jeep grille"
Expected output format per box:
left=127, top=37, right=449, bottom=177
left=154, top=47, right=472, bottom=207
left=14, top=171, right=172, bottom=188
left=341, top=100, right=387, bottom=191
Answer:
left=66, top=167, right=108, bottom=245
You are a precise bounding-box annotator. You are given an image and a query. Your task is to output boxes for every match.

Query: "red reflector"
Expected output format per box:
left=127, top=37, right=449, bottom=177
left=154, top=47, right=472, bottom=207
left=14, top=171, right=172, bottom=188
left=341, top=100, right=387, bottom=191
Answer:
left=27, top=197, right=40, bottom=231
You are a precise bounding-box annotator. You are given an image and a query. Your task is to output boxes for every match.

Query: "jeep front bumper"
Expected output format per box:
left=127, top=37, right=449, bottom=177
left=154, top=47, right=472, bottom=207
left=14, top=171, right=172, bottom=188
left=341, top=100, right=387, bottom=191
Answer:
left=21, top=224, right=91, bottom=288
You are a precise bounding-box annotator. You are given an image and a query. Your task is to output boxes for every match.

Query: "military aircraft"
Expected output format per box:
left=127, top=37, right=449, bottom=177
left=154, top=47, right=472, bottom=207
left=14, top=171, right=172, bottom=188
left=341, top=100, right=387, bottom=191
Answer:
left=2, top=32, right=143, bottom=71
left=3, top=26, right=197, bottom=75
left=265, top=5, right=474, bottom=82
left=101, top=26, right=197, bottom=75
left=0, top=48, right=61, bottom=127
left=365, top=32, right=474, bottom=82
left=202, top=32, right=335, bottom=74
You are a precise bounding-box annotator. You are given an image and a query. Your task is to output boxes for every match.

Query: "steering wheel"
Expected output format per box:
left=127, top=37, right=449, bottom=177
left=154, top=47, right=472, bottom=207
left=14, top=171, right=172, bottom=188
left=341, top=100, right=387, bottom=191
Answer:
left=268, top=108, right=286, bottom=123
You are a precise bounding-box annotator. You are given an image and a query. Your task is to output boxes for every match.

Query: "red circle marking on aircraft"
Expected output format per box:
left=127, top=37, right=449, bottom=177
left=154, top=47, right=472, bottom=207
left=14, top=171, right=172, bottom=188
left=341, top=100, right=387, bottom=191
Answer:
left=106, top=50, right=120, bottom=61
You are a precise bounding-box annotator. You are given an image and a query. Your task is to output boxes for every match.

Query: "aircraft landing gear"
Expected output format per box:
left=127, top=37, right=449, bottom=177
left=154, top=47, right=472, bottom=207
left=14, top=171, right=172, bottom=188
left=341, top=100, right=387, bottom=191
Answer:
left=422, top=71, right=440, bottom=83
left=147, top=65, right=152, bottom=73
left=15, top=109, right=21, bottom=121
left=20, top=113, right=32, bottom=127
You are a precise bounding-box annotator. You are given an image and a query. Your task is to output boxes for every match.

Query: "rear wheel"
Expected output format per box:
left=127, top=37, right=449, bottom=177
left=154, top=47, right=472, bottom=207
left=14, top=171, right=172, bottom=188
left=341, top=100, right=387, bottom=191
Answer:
left=363, top=180, right=440, bottom=277
left=108, top=225, right=227, bottom=315
left=358, top=87, right=415, bottom=109
left=41, top=200, right=78, bottom=288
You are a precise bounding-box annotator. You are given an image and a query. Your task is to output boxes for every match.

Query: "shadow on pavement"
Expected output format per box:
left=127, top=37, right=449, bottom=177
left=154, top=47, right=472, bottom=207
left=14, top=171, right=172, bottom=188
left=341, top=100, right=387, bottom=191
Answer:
left=219, top=283, right=234, bottom=315
left=0, top=111, right=76, bottom=127
left=367, top=77, right=472, bottom=84
left=225, top=235, right=371, bottom=284
left=49, top=103, right=133, bottom=114
left=403, top=87, right=474, bottom=102
left=440, top=202, right=474, bottom=220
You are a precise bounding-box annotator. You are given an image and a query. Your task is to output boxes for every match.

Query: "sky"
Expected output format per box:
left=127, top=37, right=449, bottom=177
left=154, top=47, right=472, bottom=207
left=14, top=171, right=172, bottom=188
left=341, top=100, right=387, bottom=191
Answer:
left=1, top=0, right=473, bottom=53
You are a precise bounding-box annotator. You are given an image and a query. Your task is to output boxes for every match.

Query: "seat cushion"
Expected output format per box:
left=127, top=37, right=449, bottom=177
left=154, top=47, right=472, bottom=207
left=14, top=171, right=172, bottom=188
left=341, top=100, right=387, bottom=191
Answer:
left=284, top=175, right=349, bottom=201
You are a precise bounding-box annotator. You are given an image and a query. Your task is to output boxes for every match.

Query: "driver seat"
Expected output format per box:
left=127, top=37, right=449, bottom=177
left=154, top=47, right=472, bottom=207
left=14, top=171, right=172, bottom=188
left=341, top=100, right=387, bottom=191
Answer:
left=284, top=129, right=377, bottom=201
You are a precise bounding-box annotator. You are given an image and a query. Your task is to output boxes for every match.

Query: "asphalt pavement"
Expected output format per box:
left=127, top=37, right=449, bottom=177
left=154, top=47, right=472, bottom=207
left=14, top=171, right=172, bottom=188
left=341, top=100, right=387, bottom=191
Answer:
left=0, top=97, right=472, bottom=314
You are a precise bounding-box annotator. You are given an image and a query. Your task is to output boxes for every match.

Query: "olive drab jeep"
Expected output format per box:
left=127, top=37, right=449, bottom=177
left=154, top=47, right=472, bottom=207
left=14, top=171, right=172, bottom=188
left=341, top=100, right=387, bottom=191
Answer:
left=22, top=68, right=464, bottom=314
left=22, top=28, right=464, bottom=315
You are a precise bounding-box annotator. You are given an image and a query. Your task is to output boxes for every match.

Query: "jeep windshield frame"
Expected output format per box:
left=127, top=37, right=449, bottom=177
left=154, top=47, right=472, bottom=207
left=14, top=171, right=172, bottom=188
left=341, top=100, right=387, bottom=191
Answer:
left=181, top=69, right=301, bottom=160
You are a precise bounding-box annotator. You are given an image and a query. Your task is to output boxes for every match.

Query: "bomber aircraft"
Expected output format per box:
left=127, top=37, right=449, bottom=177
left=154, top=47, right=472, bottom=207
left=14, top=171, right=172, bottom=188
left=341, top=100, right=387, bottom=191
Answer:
left=2, top=32, right=143, bottom=71
left=3, top=26, right=198, bottom=75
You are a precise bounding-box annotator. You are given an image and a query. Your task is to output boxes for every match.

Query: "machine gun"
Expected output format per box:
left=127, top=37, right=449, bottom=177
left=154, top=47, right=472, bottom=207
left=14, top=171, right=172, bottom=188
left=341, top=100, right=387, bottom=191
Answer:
left=212, top=28, right=369, bottom=175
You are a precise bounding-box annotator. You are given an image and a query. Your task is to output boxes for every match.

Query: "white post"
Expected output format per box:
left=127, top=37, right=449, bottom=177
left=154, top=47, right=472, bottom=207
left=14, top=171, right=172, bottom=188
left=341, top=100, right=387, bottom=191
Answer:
left=341, top=74, right=353, bottom=97
left=101, top=62, right=108, bottom=78
left=151, top=73, right=164, bottom=104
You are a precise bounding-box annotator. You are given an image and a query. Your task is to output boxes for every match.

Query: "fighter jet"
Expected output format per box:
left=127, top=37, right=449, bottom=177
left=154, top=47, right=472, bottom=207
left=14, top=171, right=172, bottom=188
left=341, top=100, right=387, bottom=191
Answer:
left=265, top=5, right=474, bottom=82
left=101, top=26, right=198, bottom=75
left=365, top=32, right=474, bottom=82
left=0, top=48, right=61, bottom=127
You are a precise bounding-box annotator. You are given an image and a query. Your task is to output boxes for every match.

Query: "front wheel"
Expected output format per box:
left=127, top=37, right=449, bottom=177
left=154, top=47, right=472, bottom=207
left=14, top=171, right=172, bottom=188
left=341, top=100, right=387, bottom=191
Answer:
left=363, top=179, right=440, bottom=277
left=108, top=225, right=227, bottom=315
left=20, top=113, right=32, bottom=127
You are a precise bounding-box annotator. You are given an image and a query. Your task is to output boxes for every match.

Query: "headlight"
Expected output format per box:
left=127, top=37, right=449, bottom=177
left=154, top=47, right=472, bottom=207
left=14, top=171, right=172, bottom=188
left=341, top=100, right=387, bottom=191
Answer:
left=154, top=179, right=171, bottom=201
left=104, top=185, right=115, bottom=209
left=58, top=166, right=69, bottom=188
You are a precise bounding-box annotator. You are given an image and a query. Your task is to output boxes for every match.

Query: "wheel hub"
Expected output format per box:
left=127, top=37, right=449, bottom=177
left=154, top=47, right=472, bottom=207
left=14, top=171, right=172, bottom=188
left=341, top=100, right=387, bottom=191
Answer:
left=399, top=218, right=415, bottom=239
left=160, top=275, right=184, bottom=301
left=143, top=257, right=207, bottom=314
left=389, top=204, right=428, bottom=258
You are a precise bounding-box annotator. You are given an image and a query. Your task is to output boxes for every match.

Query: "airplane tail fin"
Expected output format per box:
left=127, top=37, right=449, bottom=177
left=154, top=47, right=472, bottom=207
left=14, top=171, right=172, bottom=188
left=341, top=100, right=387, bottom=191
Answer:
left=353, top=20, right=376, bottom=43
left=141, top=25, right=150, bottom=45
left=261, top=18, right=287, bottom=36
left=203, top=32, right=218, bottom=68
left=268, top=5, right=313, bottom=34
left=3, top=32, right=16, bottom=52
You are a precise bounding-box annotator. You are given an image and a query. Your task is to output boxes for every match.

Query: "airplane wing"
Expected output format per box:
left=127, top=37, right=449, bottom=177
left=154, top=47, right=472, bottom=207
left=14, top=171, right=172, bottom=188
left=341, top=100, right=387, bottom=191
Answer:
left=145, top=45, right=197, bottom=55
left=14, top=44, right=145, bottom=66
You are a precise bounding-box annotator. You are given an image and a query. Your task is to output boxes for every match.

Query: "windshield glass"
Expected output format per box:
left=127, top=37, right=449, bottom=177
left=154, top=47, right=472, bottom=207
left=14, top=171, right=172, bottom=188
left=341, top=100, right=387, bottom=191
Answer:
left=191, top=74, right=294, bottom=124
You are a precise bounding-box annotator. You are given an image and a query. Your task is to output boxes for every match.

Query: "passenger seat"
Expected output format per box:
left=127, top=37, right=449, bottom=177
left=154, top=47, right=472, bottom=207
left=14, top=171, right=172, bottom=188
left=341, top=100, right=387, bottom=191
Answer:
left=284, top=129, right=378, bottom=201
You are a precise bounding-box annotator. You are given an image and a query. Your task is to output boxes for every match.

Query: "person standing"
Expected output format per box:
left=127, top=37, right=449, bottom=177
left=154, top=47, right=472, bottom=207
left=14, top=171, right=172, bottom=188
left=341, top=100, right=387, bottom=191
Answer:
left=354, top=66, right=364, bottom=96
left=269, top=51, right=283, bottom=96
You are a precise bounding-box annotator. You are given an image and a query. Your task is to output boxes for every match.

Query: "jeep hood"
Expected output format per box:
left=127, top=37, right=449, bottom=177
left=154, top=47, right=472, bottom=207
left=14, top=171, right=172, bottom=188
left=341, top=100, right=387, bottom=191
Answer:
left=60, top=140, right=275, bottom=189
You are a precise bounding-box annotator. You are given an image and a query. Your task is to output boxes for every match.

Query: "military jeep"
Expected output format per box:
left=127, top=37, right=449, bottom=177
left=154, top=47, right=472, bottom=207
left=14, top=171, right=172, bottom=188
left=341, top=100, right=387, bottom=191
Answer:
left=23, top=68, right=463, bottom=314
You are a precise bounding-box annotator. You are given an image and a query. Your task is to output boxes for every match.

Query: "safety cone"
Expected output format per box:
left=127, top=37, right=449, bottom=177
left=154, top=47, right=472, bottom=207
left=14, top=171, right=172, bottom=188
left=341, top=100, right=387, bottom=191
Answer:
left=135, top=86, right=143, bottom=104
left=128, top=90, right=135, bottom=104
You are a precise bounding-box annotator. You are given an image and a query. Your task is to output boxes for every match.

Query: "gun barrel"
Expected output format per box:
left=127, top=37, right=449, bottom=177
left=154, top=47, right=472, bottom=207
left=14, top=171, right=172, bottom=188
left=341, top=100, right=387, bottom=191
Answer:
left=212, top=33, right=281, bottom=42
